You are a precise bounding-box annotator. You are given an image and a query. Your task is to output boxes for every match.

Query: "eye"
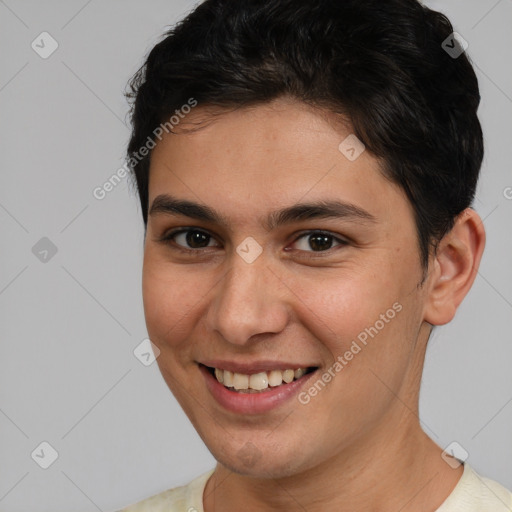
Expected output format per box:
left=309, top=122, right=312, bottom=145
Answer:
left=290, top=231, right=348, bottom=253
left=159, top=228, right=348, bottom=255
left=160, top=228, right=220, bottom=252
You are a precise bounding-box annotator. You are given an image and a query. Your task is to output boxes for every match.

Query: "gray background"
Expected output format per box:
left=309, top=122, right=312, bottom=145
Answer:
left=0, top=1, right=510, bottom=511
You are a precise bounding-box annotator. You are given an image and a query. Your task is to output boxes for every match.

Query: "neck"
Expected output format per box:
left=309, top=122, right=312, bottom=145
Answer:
left=203, top=407, right=463, bottom=512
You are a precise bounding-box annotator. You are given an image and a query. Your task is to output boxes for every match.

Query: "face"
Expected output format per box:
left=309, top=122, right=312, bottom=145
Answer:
left=142, top=98, right=432, bottom=478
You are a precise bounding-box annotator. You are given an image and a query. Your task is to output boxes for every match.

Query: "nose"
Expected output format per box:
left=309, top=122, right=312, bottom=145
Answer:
left=205, top=253, right=289, bottom=346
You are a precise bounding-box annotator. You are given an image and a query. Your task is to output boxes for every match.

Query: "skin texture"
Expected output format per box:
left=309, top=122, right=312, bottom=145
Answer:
left=142, top=97, right=486, bottom=511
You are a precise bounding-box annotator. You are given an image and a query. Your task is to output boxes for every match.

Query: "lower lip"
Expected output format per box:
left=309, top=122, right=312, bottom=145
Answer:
left=199, top=364, right=317, bottom=414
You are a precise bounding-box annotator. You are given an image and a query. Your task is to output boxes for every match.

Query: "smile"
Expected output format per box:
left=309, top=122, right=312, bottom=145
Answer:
left=199, top=363, right=319, bottom=414
left=211, top=367, right=314, bottom=393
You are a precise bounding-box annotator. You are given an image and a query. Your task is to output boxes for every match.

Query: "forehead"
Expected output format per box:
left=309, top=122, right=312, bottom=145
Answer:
left=147, top=99, right=409, bottom=229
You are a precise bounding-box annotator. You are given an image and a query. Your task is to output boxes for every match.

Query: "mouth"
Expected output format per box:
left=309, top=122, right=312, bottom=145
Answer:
left=199, top=363, right=319, bottom=414
left=204, top=365, right=317, bottom=393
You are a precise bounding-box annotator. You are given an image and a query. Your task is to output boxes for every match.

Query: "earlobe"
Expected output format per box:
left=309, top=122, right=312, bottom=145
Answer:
left=423, top=208, right=486, bottom=326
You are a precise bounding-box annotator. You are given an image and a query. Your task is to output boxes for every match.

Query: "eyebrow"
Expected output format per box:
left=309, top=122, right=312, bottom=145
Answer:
left=148, top=193, right=378, bottom=231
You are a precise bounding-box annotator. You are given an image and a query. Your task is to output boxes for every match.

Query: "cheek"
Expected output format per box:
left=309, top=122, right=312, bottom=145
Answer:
left=283, top=264, right=401, bottom=354
left=141, top=253, right=206, bottom=349
left=286, top=261, right=416, bottom=411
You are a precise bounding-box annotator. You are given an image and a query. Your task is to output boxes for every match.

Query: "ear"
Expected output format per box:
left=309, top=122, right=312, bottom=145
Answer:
left=423, top=208, right=486, bottom=326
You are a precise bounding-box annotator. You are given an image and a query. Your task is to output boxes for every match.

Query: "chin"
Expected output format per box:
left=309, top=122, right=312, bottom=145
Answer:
left=206, top=437, right=312, bottom=479
left=222, top=457, right=301, bottom=479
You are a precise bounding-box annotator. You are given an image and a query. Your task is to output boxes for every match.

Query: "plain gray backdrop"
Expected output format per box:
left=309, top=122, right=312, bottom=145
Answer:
left=1, top=1, right=511, bottom=511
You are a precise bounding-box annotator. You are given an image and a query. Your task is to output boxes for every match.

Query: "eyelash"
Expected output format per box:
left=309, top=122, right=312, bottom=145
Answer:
left=158, top=228, right=348, bottom=256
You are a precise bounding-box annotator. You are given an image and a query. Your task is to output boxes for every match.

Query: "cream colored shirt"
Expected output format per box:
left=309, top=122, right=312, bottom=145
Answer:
left=119, top=463, right=512, bottom=511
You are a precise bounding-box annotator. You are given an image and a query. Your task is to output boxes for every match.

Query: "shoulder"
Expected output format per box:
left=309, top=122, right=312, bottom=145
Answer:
left=437, top=463, right=512, bottom=511
left=117, top=469, right=214, bottom=512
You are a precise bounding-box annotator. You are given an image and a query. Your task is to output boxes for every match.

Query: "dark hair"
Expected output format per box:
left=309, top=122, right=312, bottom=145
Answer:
left=125, top=0, right=483, bottom=281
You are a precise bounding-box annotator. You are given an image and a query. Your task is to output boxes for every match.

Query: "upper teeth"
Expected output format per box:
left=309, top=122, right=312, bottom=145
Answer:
left=214, top=367, right=308, bottom=391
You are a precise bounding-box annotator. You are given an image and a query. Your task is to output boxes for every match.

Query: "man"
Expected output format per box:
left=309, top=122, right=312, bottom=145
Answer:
left=119, top=0, right=512, bottom=510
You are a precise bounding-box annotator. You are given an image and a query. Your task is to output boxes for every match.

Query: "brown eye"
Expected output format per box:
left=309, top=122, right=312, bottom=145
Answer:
left=291, top=231, right=347, bottom=253
left=161, top=228, right=220, bottom=251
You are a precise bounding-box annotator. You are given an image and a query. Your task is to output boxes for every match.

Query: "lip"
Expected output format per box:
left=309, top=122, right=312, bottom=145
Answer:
left=199, top=363, right=318, bottom=414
